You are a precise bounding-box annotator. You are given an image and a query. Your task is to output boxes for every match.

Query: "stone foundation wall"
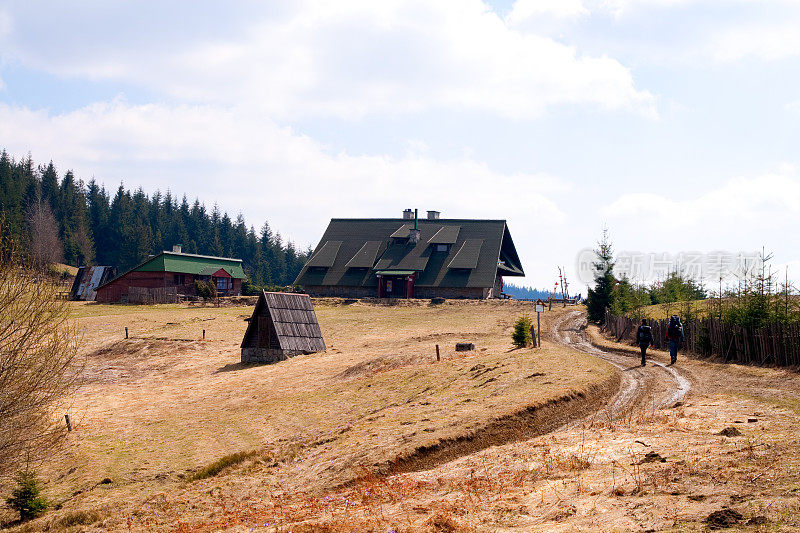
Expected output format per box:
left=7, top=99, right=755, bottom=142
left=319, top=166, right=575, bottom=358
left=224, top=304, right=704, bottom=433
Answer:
left=241, top=347, right=306, bottom=364
left=305, top=285, right=488, bottom=299
left=410, top=286, right=488, bottom=299
left=304, top=285, right=378, bottom=298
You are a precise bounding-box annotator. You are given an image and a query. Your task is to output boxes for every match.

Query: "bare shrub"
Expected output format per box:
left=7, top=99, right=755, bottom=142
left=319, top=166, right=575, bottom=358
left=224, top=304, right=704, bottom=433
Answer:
left=25, top=200, right=63, bottom=267
left=0, top=216, right=82, bottom=479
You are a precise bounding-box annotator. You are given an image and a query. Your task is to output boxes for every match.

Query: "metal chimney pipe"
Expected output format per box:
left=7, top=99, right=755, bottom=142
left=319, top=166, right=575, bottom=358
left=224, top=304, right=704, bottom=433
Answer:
left=409, top=209, right=421, bottom=243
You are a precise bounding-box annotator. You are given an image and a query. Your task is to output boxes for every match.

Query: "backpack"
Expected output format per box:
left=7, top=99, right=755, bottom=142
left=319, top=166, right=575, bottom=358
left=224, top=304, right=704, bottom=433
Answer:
left=637, top=325, right=652, bottom=343
left=667, top=316, right=683, bottom=340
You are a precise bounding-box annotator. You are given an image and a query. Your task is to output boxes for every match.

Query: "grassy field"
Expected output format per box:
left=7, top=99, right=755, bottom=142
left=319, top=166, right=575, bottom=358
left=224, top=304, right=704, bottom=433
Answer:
left=2, top=300, right=613, bottom=530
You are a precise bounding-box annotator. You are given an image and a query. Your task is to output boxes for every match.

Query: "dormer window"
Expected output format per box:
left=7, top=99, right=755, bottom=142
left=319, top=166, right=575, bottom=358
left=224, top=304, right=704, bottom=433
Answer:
left=427, top=225, right=460, bottom=253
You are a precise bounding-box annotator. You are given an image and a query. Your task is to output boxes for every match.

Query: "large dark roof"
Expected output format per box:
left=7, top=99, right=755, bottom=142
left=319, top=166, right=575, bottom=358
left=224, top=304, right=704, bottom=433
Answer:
left=294, top=218, right=524, bottom=289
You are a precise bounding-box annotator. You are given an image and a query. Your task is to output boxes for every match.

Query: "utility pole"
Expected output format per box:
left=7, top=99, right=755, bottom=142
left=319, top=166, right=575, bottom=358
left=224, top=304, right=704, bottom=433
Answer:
left=558, top=267, right=568, bottom=307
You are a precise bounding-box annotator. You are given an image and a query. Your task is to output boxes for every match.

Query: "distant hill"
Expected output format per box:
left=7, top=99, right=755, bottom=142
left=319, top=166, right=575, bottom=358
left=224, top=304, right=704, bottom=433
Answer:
left=503, top=283, right=555, bottom=300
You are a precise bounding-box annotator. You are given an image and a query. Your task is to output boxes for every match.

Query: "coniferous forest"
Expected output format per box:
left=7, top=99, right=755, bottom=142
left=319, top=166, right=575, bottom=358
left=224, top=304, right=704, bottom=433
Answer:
left=0, top=151, right=311, bottom=286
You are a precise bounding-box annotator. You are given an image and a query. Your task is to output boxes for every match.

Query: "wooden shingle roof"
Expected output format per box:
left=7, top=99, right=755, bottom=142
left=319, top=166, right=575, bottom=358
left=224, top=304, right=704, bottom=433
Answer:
left=240, top=291, right=326, bottom=353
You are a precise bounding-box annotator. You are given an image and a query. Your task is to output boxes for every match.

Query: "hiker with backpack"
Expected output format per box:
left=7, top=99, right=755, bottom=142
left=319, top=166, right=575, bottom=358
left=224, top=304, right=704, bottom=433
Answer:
left=666, top=315, right=685, bottom=365
left=636, top=318, right=653, bottom=366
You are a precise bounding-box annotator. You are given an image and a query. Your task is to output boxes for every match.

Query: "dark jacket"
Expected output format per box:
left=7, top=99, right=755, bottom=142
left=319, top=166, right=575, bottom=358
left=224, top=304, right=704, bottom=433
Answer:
left=637, top=324, right=653, bottom=345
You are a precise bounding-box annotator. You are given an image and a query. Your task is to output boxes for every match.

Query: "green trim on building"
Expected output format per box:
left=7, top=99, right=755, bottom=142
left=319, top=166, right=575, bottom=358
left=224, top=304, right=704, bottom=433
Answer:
left=135, top=252, right=246, bottom=278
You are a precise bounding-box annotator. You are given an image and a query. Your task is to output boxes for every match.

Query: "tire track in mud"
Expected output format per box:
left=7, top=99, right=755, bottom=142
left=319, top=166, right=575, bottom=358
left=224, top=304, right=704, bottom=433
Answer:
left=552, top=310, right=690, bottom=420
left=387, top=309, right=689, bottom=477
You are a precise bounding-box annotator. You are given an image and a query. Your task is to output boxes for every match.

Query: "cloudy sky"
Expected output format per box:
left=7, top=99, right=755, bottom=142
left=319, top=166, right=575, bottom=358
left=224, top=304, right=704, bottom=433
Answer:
left=2, top=0, right=799, bottom=291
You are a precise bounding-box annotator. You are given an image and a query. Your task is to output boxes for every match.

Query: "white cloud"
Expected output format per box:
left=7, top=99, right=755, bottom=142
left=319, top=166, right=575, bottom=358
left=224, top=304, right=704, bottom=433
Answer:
left=590, top=0, right=691, bottom=17
left=595, top=166, right=800, bottom=287
left=602, top=165, right=800, bottom=228
left=0, top=0, right=655, bottom=120
left=709, top=23, right=800, bottom=62
left=507, top=0, right=588, bottom=23
left=0, top=9, right=11, bottom=39
left=0, top=101, right=567, bottom=261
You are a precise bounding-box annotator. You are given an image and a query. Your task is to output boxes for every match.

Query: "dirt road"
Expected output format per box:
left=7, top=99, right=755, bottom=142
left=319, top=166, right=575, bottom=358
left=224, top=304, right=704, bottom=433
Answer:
left=273, top=309, right=799, bottom=531
left=552, top=309, right=690, bottom=418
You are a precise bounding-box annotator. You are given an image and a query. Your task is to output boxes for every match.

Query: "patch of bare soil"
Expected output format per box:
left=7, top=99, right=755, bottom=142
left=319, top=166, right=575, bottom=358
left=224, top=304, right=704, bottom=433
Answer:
left=389, top=376, right=619, bottom=475
left=85, top=338, right=206, bottom=383
left=334, top=352, right=433, bottom=380
left=706, top=508, right=743, bottom=529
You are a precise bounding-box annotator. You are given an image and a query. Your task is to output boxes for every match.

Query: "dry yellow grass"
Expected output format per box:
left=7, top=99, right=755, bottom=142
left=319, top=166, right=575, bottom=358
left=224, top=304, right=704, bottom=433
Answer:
left=1, top=300, right=613, bottom=530
left=222, top=313, right=800, bottom=532
left=49, top=263, right=79, bottom=277
left=636, top=298, right=714, bottom=320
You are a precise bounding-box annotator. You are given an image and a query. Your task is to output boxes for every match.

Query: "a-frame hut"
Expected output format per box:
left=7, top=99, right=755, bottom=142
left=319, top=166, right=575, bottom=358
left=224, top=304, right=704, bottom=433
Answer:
left=241, top=291, right=326, bottom=364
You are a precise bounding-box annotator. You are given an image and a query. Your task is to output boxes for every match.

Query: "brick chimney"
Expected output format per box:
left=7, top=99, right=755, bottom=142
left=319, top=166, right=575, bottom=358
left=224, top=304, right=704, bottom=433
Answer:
left=427, top=210, right=440, bottom=220
left=172, top=244, right=182, bottom=254
left=403, top=208, right=414, bottom=220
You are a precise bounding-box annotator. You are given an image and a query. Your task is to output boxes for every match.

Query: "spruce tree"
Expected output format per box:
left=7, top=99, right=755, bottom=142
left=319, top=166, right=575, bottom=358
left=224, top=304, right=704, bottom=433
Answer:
left=512, top=315, right=533, bottom=348
left=0, top=150, right=313, bottom=283
left=6, top=471, right=48, bottom=521
left=586, top=228, right=616, bottom=324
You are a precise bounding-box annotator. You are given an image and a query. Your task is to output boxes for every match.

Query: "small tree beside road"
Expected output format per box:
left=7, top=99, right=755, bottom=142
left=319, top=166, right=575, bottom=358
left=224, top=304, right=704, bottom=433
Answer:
left=587, top=228, right=615, bottom=324
left=512, top=315, right=534, bottom=348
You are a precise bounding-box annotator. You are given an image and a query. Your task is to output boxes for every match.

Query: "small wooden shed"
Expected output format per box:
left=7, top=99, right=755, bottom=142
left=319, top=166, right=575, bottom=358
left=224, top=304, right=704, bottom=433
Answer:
left=241, top=291, right=326, bottom=364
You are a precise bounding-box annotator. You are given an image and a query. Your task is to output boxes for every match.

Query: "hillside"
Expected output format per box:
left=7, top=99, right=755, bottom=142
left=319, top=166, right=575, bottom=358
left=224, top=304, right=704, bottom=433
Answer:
left=1, top=300, right=614, bottom=530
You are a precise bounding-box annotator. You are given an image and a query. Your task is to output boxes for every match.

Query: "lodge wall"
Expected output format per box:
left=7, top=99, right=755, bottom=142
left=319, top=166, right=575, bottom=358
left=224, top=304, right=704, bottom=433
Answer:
left=96, top=271, right=241, bottom=303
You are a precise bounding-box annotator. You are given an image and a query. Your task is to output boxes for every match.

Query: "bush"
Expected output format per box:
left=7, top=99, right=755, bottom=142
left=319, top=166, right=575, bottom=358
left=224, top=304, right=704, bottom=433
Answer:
left=241, top=280, right=291, bottom=296
left=512, top=315, right=534, bottom=348
left=6, top=471, right=48, bottom=521
left=194, top=280, right=217, bottom=300
left=190, top=450, right=258, bottom=481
